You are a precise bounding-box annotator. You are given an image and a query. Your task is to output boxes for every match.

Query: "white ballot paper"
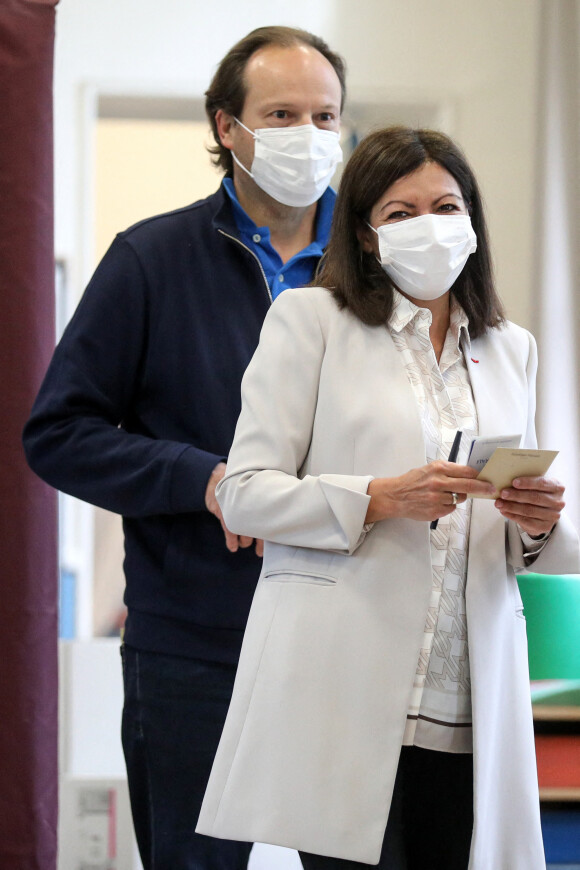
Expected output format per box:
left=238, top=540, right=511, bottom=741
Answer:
left=467, top=434, right=522, bottom=471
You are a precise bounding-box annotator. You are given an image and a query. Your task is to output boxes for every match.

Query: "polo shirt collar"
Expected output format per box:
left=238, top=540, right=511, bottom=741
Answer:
left=221, top=177, right=335, bottom=252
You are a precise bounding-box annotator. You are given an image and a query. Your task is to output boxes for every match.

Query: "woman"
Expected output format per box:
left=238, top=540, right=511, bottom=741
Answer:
left=196, top=127, right=580, bottom=869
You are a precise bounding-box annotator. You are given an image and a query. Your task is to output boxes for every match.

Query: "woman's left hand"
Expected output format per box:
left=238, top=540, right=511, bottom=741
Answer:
left=494, top=476, right=565, bottom=536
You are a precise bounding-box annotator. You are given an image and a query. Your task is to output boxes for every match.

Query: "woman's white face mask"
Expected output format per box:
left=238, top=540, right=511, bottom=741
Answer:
left=232, top=119, right=343, bottom=208
left=369, top=213, right=477, bottom=300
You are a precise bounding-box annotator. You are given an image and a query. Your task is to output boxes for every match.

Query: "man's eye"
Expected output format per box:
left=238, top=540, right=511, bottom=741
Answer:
left=272, top=110, right=288, bottom=119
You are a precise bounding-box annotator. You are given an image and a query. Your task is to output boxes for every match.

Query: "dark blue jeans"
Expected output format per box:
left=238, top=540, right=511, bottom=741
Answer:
left=121, top=645, right=253, bottom=870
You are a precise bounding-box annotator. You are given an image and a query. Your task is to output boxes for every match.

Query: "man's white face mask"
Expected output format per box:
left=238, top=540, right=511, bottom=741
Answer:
left=232, top=119, right=343, bottom=208
left=370, top=213, right=477, bottom=301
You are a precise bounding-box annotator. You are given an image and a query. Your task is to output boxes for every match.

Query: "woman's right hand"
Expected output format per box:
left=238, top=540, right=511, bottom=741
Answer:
left=365, top=461, right=497, bottom=524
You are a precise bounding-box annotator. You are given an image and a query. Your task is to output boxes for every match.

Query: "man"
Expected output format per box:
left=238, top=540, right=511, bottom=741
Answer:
left=23, top=25, right=346, bottom=870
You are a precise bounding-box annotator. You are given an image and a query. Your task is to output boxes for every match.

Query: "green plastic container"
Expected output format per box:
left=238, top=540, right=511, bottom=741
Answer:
left=517, top=573, right=580, bottom=680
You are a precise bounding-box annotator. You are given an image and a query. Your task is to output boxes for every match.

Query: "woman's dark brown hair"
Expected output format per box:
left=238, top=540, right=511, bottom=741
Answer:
left=317, top=126, right=505, bottom=337
left=205, top=26, right=346, bottom=176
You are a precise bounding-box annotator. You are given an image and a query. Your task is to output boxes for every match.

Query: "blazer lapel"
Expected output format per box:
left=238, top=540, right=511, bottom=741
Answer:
left=465, top=335, right=498, bottom=438
left=465, top=333, right=526, bottom=440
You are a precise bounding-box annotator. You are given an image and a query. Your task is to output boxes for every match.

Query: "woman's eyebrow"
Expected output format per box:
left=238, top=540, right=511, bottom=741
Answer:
left=379, top=199, right=415, bottom=213
left=432, top=193, right=463, bottom=204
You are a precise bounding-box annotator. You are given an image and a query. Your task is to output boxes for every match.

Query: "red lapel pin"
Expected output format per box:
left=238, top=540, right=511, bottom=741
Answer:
left=471, top=358, right=479, bottom=363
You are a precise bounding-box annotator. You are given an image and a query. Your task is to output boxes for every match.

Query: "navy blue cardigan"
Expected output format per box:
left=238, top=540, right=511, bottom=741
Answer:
left=24, top=184, right=306, bottom=663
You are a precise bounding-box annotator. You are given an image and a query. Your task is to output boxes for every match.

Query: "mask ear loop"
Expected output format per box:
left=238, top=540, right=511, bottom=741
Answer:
left=233, top=117, right=256, bottom=139
left=231, top=150, right=254, bottom=179
left=230, top=118, right=257, bottom=179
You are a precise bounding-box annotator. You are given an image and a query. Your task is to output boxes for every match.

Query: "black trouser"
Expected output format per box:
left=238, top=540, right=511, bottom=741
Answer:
left=121, top=645, right=253, bottom=870
left=300, top=746, right=473, bottom=870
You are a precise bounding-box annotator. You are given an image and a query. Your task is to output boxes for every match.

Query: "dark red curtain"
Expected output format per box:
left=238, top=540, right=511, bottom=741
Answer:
left=0, top=1, right=59, bottom=868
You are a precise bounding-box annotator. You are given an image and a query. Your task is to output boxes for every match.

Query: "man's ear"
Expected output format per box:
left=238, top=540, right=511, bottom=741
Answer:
left=215, top=110, right=235, bottom=150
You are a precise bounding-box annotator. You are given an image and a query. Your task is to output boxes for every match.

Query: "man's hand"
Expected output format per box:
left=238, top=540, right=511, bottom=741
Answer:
left=205, top=462, right=263, bottom=556
left=494, top=476, right=565, bottom=537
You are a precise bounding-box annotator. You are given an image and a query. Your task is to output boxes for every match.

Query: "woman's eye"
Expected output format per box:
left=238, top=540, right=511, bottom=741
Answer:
left=438, top=202, right=460, bottom=213
left=386, top=211, right=410, bottom=222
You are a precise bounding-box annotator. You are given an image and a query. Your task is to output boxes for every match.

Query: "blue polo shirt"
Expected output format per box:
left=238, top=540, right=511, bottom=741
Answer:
left=222, top=177, right=335, bottom=298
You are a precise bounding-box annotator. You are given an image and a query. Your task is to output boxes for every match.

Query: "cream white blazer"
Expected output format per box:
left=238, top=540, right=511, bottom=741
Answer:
left=197, top=287, right=580, bottom=867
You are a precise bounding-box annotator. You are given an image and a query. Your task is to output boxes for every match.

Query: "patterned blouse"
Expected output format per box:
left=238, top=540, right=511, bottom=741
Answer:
left=388, top=290, right=476, bottom=753
left=386, top=290, right=547, bottom=752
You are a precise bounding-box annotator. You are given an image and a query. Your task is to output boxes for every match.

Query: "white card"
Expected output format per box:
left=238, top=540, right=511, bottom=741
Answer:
left=467, top=434, right=522, bottom=471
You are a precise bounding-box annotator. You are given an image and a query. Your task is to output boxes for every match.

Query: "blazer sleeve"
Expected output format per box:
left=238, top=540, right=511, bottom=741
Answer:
left=506, top=328, right=580, bottom=573
left=216, top=289, right=372, bottom=554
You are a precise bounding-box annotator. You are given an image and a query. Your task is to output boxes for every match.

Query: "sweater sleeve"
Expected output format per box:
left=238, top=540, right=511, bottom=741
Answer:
left=22, top=237, right=224, bottom=517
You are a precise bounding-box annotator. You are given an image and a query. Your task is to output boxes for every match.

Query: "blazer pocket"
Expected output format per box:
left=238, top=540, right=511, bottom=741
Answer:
left=263, top=569, right=337, bottom=586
